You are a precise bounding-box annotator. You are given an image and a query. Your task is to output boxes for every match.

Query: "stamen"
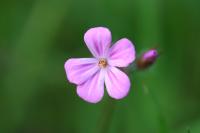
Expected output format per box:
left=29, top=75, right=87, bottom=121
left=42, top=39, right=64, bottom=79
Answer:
left=98, top=58, right=107, bottom=68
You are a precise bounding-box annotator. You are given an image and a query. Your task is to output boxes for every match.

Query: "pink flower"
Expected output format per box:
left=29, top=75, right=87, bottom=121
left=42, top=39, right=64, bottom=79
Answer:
left=64, top=27, right=136, bottom=103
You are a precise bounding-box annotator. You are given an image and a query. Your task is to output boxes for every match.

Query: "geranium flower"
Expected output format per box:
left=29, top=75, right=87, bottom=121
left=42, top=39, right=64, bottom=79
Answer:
left=64, top=27, right=136, bottom=103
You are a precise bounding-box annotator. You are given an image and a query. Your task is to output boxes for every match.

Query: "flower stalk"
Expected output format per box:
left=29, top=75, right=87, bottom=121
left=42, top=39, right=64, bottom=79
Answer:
left=97, top=97, right=116, bottom=133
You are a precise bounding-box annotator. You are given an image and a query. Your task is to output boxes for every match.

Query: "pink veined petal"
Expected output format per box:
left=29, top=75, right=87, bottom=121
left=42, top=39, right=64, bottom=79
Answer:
left=108, top=38, right=136, bottom=67
left=84, top=27, right=112, bottom=58
left=105, top=66, right=131, bottom=99
left=64, top=58, right=99, bottom=85
left=77, top=69, right=106, bottom=103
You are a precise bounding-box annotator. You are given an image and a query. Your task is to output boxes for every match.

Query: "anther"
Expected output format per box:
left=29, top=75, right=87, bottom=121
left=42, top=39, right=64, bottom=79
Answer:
left=98, top=58, right=107, bottom=68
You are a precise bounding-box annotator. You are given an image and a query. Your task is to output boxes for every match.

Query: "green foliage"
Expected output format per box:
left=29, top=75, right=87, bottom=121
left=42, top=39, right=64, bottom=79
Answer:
left=0, top=0, right=200, bottom=132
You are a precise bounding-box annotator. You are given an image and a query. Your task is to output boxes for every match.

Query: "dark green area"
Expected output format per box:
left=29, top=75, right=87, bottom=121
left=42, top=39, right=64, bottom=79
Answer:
left=0, top=0, right=200, bottom=132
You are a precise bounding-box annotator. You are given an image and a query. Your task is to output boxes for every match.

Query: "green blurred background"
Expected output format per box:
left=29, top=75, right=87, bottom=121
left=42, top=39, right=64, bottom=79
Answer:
left=1, top=0, right=200, bottom=133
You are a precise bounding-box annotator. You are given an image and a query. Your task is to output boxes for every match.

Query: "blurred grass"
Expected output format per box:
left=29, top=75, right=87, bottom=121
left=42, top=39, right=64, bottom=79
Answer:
left=0, top=0, right=200, bottom=133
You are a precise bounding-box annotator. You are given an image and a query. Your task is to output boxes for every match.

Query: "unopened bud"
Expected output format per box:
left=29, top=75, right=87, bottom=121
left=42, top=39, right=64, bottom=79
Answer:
left=137, top=49, right=158, bottom=69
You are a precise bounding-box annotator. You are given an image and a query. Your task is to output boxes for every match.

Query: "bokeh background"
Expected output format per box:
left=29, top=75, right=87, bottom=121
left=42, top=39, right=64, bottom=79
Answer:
left=1, top=0, right=200, bottom=133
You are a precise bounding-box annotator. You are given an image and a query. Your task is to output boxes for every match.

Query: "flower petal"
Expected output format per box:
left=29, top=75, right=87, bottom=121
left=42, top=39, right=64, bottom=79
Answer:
left=108, top=38, right=136, bottom=67
left=84, top=27, right=112, bottom=58
left=105, top=66, right=131, bottom=99
left=77, top=69, right=105, bottom=103
left=64, top=58, right=99, bottom=85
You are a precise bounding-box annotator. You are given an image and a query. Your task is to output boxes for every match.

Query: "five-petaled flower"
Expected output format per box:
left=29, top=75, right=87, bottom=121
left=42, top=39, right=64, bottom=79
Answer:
left=64, top=27, right=136, bottom=103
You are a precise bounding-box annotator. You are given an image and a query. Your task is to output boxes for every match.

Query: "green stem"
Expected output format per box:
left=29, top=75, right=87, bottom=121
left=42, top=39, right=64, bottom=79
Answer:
left=187, top=127, right=191, bottom=133
left=97, top=97, right=116, bottom=133
left=143, top=85, right=168, bottom=133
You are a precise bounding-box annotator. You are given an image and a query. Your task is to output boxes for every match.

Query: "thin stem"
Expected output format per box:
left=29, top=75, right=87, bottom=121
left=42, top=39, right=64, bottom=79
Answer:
left=143, top=84, right=168, bottom=133
left=125, top=62, right=137, bottom=73
left=187, top=127, right=191, bottom=133
left=97, top=97, right=116, bottom=133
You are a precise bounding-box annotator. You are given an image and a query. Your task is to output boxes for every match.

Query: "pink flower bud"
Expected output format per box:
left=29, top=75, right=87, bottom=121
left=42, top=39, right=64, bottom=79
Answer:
left=137, top=49, right=158, bottom=69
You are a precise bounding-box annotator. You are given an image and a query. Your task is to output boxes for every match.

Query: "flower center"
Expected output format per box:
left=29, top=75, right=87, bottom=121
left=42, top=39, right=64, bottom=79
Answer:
left=98, top=58, right=107, bottom=68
